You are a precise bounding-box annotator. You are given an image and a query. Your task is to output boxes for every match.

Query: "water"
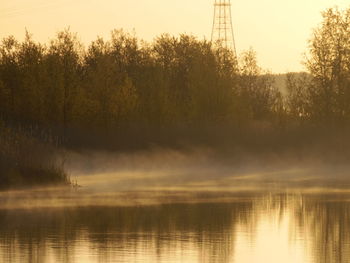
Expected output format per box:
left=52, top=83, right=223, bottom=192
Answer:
left=1, top=165, right=350, bottom=263
left=1, top=193, right=350, bottom=263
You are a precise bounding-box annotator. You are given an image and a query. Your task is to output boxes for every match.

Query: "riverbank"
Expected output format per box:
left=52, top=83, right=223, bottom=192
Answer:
left=0, top=124, right=70, bottom=190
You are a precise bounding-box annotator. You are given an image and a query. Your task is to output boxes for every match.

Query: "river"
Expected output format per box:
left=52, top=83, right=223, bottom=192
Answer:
left=1, top=155, right=350, bottom=263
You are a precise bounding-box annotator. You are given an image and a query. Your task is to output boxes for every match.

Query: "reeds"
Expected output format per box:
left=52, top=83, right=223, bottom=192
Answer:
left=0, top=123, right=69, bottom=189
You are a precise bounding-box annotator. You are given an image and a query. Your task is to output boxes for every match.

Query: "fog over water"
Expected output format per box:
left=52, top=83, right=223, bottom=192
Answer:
left=1, top=149, right=350, bottom=263
left=1, top=148, right=350, bottom=209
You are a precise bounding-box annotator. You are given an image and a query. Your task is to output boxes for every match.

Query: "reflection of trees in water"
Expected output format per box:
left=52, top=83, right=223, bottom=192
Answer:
left=296, top=196, right=350, bottom=263
left=1, top=195, right=349, bottom=263
left=0, top=202, right=254, bottom=263
left=248, top=194, right=350, bottom=263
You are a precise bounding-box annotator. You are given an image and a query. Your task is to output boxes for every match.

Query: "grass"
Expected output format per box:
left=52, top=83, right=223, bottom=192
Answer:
left=0, top=123, right=70, bottom=190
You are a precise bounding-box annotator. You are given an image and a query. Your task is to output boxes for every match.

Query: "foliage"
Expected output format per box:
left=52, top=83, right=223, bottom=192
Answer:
left=304, top=7, right=350, bottom=124
left=1, top=7, right=350, bottom=153
left=0, top=30, right=283, bottom=145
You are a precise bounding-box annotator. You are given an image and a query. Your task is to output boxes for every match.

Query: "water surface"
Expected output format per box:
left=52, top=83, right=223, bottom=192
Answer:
left=1, top=165, right=350, bottom=263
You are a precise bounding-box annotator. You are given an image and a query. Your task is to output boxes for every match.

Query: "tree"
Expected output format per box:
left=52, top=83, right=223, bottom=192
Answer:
left=81, top=37, right=138, bottom=132
left=285, top=72, right=311, bottom=122
left=238, top=49, right=281, bottom=122
left=0, top=36, right=20, bottom=121
left=46, top=29, right=82, bottom=137
left=16, top=32, right=45, bottom=125
left=305, top=7, right=350, bottom=123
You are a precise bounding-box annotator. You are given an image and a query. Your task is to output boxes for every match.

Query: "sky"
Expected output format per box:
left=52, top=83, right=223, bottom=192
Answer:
left=0, top=0, right=349, bottom=73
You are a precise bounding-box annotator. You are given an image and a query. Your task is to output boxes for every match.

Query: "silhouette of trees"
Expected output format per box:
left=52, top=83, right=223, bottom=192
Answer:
left=285, top=72, right=311, bottom=122
left=238, top=49, right=282, bottom=123
left=1, top=6, right=350, bottom=152
left=305, top=7, right=350, bottom=124
left=0, top=36, right=20, bottom=122
left=2, top=7, right=350, bottom=187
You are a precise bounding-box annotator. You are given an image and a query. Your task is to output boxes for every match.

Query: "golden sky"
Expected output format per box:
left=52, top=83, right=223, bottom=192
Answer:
left=0, top=0, right=349, bottom=73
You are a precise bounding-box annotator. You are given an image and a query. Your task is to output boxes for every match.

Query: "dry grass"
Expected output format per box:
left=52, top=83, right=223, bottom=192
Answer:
left=0, top=124, right=69, bottom=189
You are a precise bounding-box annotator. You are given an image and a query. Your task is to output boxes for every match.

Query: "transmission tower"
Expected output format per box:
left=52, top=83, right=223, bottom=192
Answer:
left=211, top=0, right=237, bottom=56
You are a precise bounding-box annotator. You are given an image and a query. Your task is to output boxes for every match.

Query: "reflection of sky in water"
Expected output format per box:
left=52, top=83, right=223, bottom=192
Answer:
left=235, top=198, right=309, bottom=263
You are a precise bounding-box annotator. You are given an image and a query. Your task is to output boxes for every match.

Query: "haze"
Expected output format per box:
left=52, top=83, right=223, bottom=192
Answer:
left=0, top=0, right=349, bottom=73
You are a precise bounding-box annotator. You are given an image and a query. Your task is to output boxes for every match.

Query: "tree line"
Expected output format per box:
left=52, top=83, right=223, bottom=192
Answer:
left=0, top=7, right=350, bottom=150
